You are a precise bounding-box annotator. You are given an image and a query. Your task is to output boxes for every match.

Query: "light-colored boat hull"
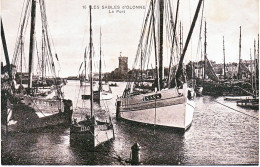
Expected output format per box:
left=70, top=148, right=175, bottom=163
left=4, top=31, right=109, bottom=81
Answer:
left=94, top=127, right=114, bottom=147
left=117, top=84, right=195, bottom=130
left=94, top=91, right=113, bottom=101
left=224, top=96, right=253, bottom=101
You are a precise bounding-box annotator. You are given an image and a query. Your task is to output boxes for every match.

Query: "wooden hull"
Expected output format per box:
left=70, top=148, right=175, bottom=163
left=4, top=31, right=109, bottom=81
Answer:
left=80, top=80, right=97, bottom=87
left=70, top=122, right=114, bottom=150
left=94, top=91, right=113, bottom=101
left=93, top=84, right=113, bottom=101
left=4, top=98, right=73, bottom=132
left=195, top=87, right=203, bottom=96
left=224, top=96, right=253, bottom=101
left=80, top=81, right=90, bottom=86
left=109, top=84, right=118, bottom=87
left=116, top=84, right=195, bottom=130
left=82, top=94, right=91, bottom=100
left=237, top=99, right=259, bottom=110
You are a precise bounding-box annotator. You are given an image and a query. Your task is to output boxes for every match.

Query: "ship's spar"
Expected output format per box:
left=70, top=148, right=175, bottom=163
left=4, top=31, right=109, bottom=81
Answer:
left=117, top=0, right=204, bottom=130
left=70, top=6, right=114, bottom=149
left=3, top=0, right=73, bottom=132
left=12, top=0, right=63, bottom=97
left=175, top=0, right=204, bottom=87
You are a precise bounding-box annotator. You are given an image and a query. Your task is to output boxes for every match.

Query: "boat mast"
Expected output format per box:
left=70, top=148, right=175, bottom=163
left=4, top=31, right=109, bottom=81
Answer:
left=176, top=0, right=203, bottom=85
left=180, top=21, right=182, bottom=56
left=42, top=28, right=45, bottom=86
left=28, top=0, right=36, bottom=90
left=1, top=19, right=12, bottom=81
left=238, top=26, right=241, bottom=79
left=250, top=48, right=253, bottom=93
left=141, top=51, right=143, bottom=82
left=182, top=24, right=184, bottom=53
left=89, top=5, right=93, bottom=117
left=99, top=27, right=102, bottom=93
left=158, top=0, right=164, bottom=90
left=250, top=48, right=252, bottom=73
left=151, top=0, right=160, bottom=91
left=19, top=22, right=24, bottom=87
left=84, top=47, right=87, bottom=82
left=255, top=34, right=259, bottom=97
left=223, top=36, right=226, bottom=79
left=257, top=34, right=259, bottom=59
left=254, top=39, right=256, bottom=97
left=1, top=19, right=11, bottom=135
left=20, top=41, right=22, bottom=86
left=167, top=0, right=179, bottom=88
left=257, top=34, right=259, bottom=58
left=256, top=34, right=259, bottom=82
left=203, top=21, right=207, bottom=79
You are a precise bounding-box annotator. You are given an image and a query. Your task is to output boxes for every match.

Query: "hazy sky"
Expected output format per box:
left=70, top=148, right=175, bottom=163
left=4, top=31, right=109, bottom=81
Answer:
left=1, top=0, right=259, bottom=77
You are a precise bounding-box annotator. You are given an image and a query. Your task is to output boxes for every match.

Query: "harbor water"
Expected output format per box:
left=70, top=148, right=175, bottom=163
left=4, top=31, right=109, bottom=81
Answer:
left=1, top=80, right=259, bottom=165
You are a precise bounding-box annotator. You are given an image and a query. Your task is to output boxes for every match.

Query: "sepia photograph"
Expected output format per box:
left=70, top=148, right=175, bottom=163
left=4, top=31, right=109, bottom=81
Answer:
left=1, top=0, right=259, bottom=165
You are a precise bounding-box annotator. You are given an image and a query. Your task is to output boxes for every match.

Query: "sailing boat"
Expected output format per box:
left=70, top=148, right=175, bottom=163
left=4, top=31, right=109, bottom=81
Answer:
left=70, top=6, right=115, bottom=149
left=116, top=0, right=203, bottom=130
left=194, top=21, right=207, bottom=96
left=11, top=1, right=65, bottom=98
left=196, top=21, right=223, bottom=96
left=237, top=36, right=259, bottom=109
left=79, top=48, right=92, bottom=87
left=93, top=29, right=113, bottom=102
left=224, top=26, right=255, bottom=99
left=1, top=18, right=17, bottom=133
left=3, top=0, right=73, bottom=132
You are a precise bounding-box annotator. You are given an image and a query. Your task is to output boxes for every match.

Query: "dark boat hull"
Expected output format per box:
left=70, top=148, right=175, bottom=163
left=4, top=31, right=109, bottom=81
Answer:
left=70, top=121, right=114, bottom=151
left=82, top=94, right=91, bottom=100
left=3, top=99, right=73, bottom=133
left=237, top=99, right=259, bottom=110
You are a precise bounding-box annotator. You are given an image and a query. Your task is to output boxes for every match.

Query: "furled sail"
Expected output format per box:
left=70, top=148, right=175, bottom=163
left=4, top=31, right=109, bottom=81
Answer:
left=204, top=56, right=219, bottom=82
left=239, top=62, right=251, bottom=74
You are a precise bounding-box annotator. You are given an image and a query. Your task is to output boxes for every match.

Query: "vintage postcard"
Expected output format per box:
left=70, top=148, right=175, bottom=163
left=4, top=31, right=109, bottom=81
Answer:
left=1, top=0, right=259, bottom=165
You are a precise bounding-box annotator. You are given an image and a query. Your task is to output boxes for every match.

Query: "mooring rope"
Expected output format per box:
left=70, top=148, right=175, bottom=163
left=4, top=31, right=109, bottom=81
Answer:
left=214, top=100, right=258, bottom=120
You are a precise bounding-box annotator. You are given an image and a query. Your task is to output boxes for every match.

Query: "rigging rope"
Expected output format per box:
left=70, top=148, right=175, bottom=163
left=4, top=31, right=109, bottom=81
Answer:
left=12, top=0, right=31, bottom=67
left=12, top=0, right=30, bottom=65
